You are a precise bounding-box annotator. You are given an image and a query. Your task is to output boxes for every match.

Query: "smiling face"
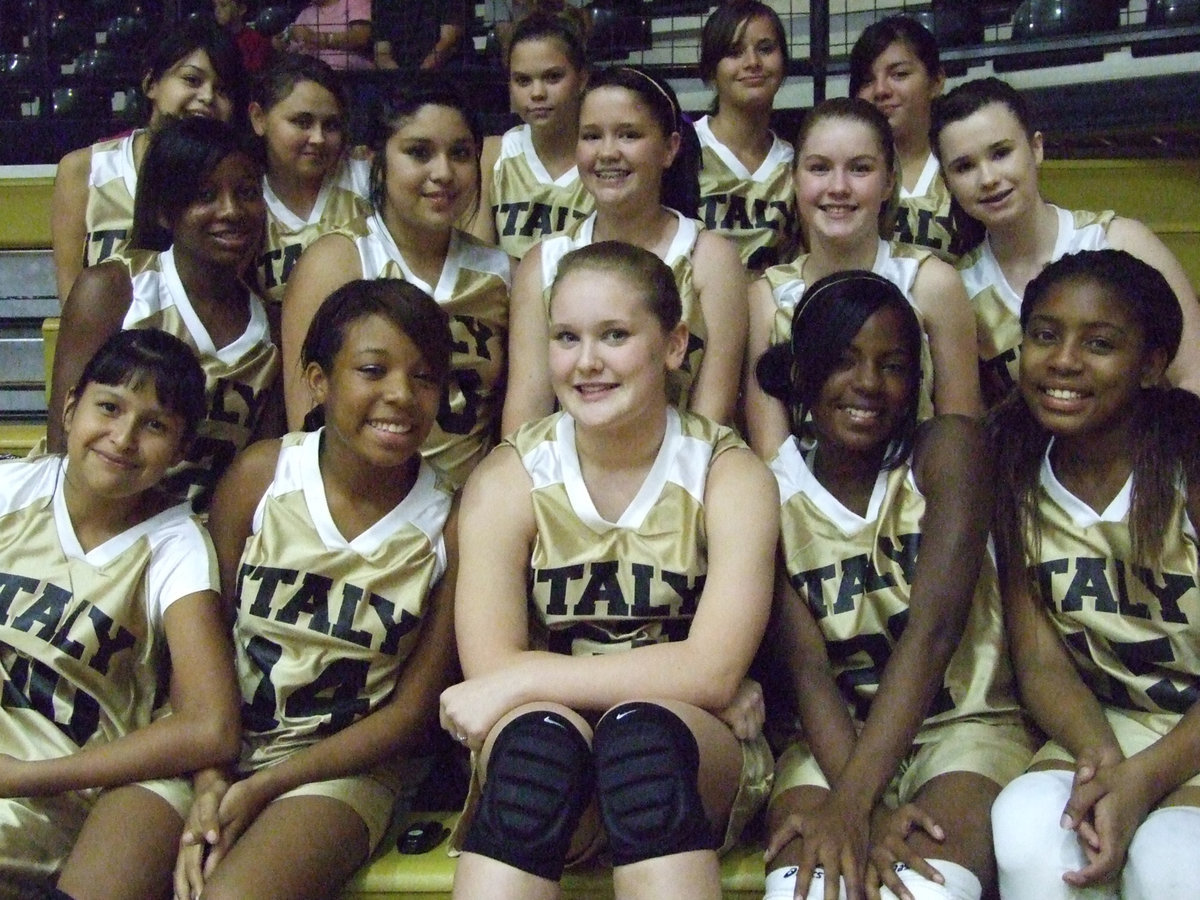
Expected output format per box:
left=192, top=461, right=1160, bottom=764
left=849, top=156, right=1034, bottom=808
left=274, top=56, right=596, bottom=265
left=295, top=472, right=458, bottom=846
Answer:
left=548, top=266, right=687, bottom=432
left=794, top=115, right=894, bottom=246
left=936, top=101, right=1043, bottom=232
left=169, top=150, right=265, bottom=269
left=252, top=79, right=346, bottom=186
left=712, top=13, right=784, bottom=111
left=855, top=39, right=942, bottom=146
left=63, top=378, right=188, bottom=503
left=145, top=49, right=233, bottom=125
left=307, top=313, right=442, bottom=470
left=508, top=36, right=586, bottom=133
left=1019, top=277, right=1166, bottom=451
left=810, top=304, right=917, bottom=459
left=380, top=103, right=479, bottom=237
left=577, top=86, right=680, bottom=210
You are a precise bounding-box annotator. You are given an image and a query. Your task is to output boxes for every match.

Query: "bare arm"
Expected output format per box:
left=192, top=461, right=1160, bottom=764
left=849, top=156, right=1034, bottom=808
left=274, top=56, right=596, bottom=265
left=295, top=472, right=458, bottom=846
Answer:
left=421, top=22, right=463, bottom=69
left=443, top=444, right=778, bottom=744
left=687, top=231, right=747, bottom=425
left=0, top=588, right=241, bottom=796
left=742, top=276, right=791, bottom=458
left=831, top=416, right=992, bottom=815
left=499, top=246, right=556, bottom=435
left=50, top=146, right=93, bottom=307
left=47, top=262, right=132, bottom=451
left=1107, top=216, right=1200, bottom=396
left=279, top=233, right=362, bottom=429
left=911, top=258, right=984, bottom=418
left=462, top=135, right=501, bottom=245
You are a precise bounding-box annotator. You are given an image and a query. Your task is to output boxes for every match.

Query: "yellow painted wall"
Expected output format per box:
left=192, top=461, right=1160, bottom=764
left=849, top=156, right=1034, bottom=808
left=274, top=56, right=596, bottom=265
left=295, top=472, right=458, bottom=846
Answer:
left=0, top=174, right=54, bottom=250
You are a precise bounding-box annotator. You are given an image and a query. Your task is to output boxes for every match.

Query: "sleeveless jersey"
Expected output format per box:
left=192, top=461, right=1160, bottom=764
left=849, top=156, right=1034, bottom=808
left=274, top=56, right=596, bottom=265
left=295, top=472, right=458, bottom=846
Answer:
left=351, top=213, right=511, bottom=487
left=233, top=429, right=453, bottom=771
left=959, top=206, right=1114, bottom=403
left=490, top=124, right=593, bottom=259
left=770, top=437, right=1022, bottom=735
left=256, top=156, right=372, bottom=303
left=510, top=408, right=744, bottom=655
left=0, top=454, right=217, bottom=759
left=84, top=131, right=139, bottom=268
left=118, top=248, right=280, bottom=509
left=894, top=153, right=956, bottom=263
left=1029, top=447, right=1200, bottom=722
left=695, top=115, right=796, bottom=271
left=538, top=211, right=706, bottom=410
left=762, top=239, right=936, bottom=420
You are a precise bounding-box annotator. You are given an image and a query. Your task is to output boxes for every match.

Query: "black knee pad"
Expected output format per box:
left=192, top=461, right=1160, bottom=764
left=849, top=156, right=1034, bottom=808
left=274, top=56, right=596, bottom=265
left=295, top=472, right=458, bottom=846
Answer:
left=593, top=702, right=717, bottom=866
left=462, top=709, right=594, bottom=881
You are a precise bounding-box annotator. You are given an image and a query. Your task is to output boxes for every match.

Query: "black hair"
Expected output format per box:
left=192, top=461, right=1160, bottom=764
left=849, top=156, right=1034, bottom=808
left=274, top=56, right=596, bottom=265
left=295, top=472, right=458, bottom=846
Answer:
left=849, top=15, right=941, bottom=99
left=73, top=328, right=207, bottom=441
left=582, top=66, right=701, bottom=218
left=550, top=240, right=682, bottom=332
left=930, top=77, right=1037, bottom=256
left=142, top=19, right=248, bottom=130
left=756, top=269, right=923, bottom=468
left=129, top=116, right=264, bottom=251
left=990, top=248, right=1198, bottom=591
left=792, top=97, right=900, bottom=239
left=367, top=77, right=483, bottom=219
left=301, top=279, right=454, bottom=387
left=698, top=1, right=788, bottom=113
left=507, top=9, right=588, bottom=73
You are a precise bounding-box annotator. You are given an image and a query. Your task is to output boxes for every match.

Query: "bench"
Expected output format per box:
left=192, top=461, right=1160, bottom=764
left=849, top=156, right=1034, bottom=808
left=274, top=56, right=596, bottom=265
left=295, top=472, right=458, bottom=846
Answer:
left=340, top=812, right=766, bottom=899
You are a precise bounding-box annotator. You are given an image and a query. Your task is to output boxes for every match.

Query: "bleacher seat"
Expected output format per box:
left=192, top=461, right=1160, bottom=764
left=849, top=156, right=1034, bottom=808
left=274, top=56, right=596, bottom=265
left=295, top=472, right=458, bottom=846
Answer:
left=1012, top=0, right=1121, bottom=39
left=104, top=14, right=153, bottom=53
left=254, top=4, right=295, bottom=37
left=1149, top=0, right=1200, bottom=25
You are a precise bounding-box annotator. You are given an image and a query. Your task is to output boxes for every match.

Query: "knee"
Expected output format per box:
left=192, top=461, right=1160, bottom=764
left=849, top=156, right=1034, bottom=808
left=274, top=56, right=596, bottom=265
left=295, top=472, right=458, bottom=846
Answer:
left=593, top=701, right=717, bottom=867
left=461, top=708, right=594, bottom=881
left=991, top=770, right=1085, bottom=899
left=893, top=860, right=982, bottom=900
left=1122, top=806, right=1200, bottom=900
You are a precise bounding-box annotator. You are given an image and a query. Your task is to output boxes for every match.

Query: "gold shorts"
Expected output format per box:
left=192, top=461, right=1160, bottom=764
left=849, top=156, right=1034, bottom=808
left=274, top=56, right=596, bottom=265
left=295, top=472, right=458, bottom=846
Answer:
left=1030, top=706, right=1200, bottom=789
left=772, top=720, right=1036, bottom=806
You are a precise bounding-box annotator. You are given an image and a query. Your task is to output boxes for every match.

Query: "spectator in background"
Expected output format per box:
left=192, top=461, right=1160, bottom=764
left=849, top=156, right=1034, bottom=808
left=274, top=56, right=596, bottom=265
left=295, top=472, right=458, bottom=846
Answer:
left=279, top=0, right=373, bottom=70
left=373, top=0, right=467, bottom=70
left=213, top=0, right=273, bottom=73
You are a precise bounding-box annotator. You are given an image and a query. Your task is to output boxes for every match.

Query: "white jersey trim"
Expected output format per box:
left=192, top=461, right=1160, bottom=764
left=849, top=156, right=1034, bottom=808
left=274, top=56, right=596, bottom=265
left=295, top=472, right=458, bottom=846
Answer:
left=769, top=435, right=894, bottom=536
left=1040, top=440, right=1133, bottom=526
left=695, top=115, right=794, bottom=182
left=89, top=130, right=139, bottom=197
left=901, top=152, right=940, bottom=200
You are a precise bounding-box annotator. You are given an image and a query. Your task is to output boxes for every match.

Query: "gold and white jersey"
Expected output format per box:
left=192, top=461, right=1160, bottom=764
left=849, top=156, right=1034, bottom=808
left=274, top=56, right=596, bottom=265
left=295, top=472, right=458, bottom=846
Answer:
left=1031, top=447, right=1200, bottom=722
left=0, top=454, right=217, bottom=754
left=510, top=408, right=743, bottom=655
left=695, top=115, right=796, bottom=272
left=83, top=131, right=139, bottom=268
left=233, top=429, right=452, bottom=771
left=959, top=206, right=1113, bottom=404
left=894, top=153, right=956, bottom=263
left=762, top=239, right=936, bottom=420
left=256, top=156, right=372, bottom=304
left=490, top=124, right=593, bottom=260
left=119, top=247, right=280, bottom=509
left=538, top=211, right=706, bottom=410
left=771, top=437, right=1022, bottom=736
left=351, top=213, right=511, bottom=487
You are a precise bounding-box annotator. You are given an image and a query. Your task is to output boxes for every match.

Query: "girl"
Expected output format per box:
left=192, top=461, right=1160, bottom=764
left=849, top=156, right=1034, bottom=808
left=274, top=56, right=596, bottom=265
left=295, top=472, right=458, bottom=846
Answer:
left=931, top=76, right=1200, bottom=403
left=502, top=66, right=747, bottom=434
left=442, top=241, right=777, bottom=900
left=696, top=0, right=796, bottom=272
left=988, top=249, right=1200, bottom=898
left=51, top=19, right=246, bottom=305
left=49, top=117, right=281, bottom=512
left=743, top=98, right=980, bottom=459
left=469, top=10, right=594, bottom=258
left=172, top=279, right=459, bottom=900
left=756, top=271, right=1032, bottom=900
left=851, top=15, right=955, bottom=260
left=0, top=329, right=240, bottom=899
left=281, top=81, right=511, bottom=489
left=250, top=53, right=371, bottom=310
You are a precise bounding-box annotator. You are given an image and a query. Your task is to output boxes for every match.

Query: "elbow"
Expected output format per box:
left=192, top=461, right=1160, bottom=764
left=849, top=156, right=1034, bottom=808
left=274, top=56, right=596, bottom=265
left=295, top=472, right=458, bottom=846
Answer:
left=194, top=710, right=242, bottom=767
